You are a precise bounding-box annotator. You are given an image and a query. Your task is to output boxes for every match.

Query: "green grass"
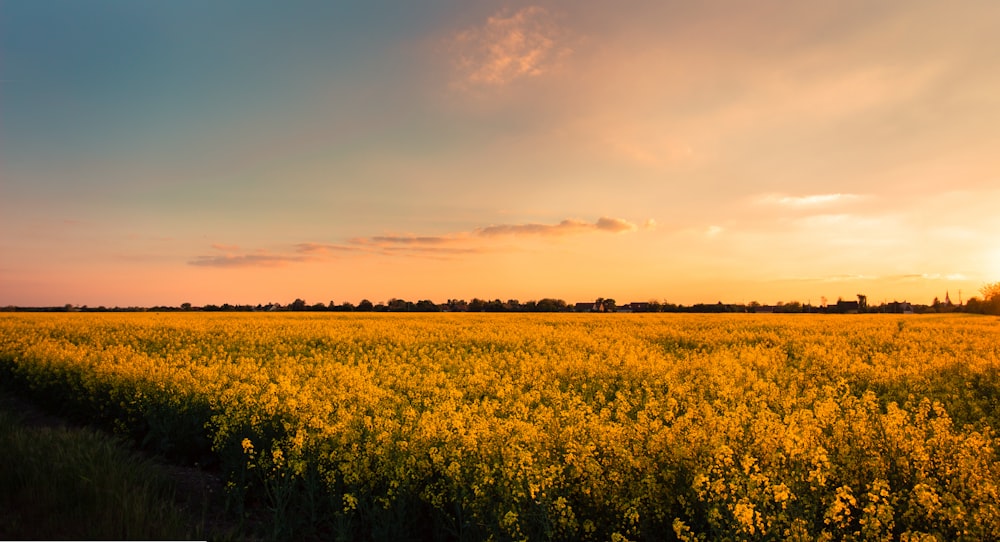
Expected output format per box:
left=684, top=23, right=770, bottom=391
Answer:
left=0, top=393, right=205, bottom=540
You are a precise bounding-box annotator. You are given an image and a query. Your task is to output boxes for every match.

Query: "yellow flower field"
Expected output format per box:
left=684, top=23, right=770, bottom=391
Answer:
left=1, top=312, right=998, bottom=540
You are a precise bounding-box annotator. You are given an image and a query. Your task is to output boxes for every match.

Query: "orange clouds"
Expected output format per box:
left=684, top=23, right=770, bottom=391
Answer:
left=189, top=217, right=642, bottom=267
left=758, top=193, right=866, bottom=208
left=476, top=216, right=637, bottom=237
left=189, top=245, right=309, bottom=268
left=449, top=6, right=570, bottom=88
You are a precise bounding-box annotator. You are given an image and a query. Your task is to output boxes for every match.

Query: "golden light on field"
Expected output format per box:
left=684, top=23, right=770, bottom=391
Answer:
left=2, top=312, right=999, bottom=538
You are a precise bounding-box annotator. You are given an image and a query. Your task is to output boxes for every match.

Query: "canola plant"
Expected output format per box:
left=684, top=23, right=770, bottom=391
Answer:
left=0, top=312, right=998, bottom=540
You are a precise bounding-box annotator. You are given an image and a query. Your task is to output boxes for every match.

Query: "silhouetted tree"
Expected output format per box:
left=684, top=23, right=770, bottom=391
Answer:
left=980, top=282, right=1000, bottom=315
left=357, top=299, right=374, bottom=312
left=290, top=298, right=307, bottom=311
left=387, top=298, right=412, bottom=312
left=535, top=298, right=567, bottom=312
left=415, top=300, right=440, bottom=312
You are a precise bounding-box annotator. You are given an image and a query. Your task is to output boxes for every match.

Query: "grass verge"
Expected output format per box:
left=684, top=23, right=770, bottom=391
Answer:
left=0, top=391, right=211, bottom=540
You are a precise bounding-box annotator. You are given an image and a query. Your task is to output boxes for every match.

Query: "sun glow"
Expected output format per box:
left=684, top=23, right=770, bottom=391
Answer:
left=986, top=247, right=1000, bottom=281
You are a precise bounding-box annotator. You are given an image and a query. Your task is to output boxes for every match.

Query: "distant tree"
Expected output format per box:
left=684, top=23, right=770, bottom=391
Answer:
left=311, top=302, right=327, bottom=311
left=180, top=302, right=192, bottom=311
left=415, top=299, right=440, bottom=312
left=535, top=298, right=567, bottom=312
left=290, top=298, right=307, bottom=311
left=468, top=298, right=487, bottom=312
left=387, top=298, right=412, bottom=312
left=980, top=282, right=1000, bottom=315
left=602, top=298, right=617, bottom=313
left=781, top=301, right=803, bottom=313
left=357, top=299, right=374, bottom=312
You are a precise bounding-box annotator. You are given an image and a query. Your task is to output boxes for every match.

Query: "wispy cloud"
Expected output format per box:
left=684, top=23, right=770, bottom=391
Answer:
left=348, top=235, right=483, bottom=259
left=450, top=6, right=569, bottom=88
left=476, top=216, right=637, bottom=237
left=758, top=193, right=866, bottom=207
left=294, top=242, right=362, bottom=255
left=368, top=235, right=458, bottom=245
left=190, top=217, right=643, bottom=267
left=189, top=252, right=308, bottom=268
left=189, top=243, right=320, bottom=268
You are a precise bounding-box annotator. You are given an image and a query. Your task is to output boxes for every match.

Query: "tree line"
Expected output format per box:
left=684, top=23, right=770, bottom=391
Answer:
left=4, top=282, right=998, bottom=315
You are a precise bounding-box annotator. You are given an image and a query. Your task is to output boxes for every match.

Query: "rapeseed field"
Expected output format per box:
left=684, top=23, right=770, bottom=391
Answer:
left=1, top=313, right=997, bottom=540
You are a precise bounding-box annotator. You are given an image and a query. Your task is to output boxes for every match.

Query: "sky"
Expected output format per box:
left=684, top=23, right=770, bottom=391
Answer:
left=2, top=0, right=999, bottom=307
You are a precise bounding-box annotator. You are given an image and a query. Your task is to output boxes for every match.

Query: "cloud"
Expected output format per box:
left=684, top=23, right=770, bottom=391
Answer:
left=450, top=6, right=569, bottom=88
left=190, top=217, right=643, bottom=266
left=759, top=193, right=866, bottom=207
left=475, top=216, right=637, bottom=237
left=906, top=273, right=969, bottom=281
left=348, top=235, right=484, bottom=258
left=596, top=216, right=637, bottom=233
left=342, top=217, right=639, bottom=257
left=294, top=242, right=362, bottom=255
left=368, top=235, right=457, bottom=245
left=189, top=252, right=307, bottom=268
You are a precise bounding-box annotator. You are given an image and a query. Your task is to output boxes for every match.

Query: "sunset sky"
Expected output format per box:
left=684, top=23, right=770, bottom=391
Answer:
left=2, top=1, right=999, bottom=307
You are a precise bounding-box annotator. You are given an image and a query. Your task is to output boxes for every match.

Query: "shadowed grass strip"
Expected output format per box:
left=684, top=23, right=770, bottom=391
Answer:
left=0, top=397, right=198, bottom=540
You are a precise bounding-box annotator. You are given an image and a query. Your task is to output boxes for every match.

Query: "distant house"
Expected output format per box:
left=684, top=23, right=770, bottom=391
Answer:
left=574, top=302, right=597, bottom=312
left=755, top=305, right=775, bottom=313
left=886, top=301, right=914, bottom=314
left=627, top=302, right=652, bottom=313
left=833, top=300, right=860, bottom=314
